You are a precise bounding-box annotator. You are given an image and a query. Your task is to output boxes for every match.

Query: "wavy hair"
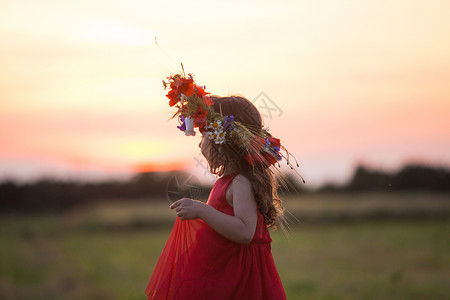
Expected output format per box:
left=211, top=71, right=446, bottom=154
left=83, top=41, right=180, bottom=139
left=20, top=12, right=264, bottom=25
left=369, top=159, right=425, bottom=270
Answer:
left=204, top=96, right=288, bottom=228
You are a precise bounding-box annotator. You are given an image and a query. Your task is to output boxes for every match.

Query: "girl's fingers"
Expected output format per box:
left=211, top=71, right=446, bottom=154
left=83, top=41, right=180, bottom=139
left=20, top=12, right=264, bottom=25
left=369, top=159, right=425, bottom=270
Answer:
left=170, top=198, right=190, bottom=209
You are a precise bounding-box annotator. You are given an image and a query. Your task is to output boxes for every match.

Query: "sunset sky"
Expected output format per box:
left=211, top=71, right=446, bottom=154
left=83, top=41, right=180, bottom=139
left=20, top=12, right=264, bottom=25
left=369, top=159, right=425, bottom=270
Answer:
left=1, top=0, right=449, bottom=187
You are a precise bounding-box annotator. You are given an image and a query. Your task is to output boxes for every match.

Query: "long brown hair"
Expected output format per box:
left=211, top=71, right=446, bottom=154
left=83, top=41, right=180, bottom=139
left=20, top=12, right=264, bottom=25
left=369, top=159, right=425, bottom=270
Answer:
left=204, top=95, right=286, bottom=228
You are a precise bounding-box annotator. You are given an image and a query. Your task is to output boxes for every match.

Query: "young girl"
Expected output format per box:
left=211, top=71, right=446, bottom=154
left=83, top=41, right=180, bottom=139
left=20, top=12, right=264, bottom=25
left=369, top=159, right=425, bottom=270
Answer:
left=145, top=73, right=302, bottom=299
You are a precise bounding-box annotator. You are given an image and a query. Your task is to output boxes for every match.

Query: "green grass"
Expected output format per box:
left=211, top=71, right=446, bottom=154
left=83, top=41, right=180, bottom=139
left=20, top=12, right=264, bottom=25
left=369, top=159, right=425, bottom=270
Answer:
left=0, top=215, right=171, bottom=300
left=0, top=196, right=449, bottom=299
left=272, top=221, right=450, bottom=299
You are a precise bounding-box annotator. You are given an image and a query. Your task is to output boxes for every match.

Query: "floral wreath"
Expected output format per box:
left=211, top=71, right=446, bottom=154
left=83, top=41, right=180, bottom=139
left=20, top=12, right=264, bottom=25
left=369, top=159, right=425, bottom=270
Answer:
left=163, top=67, right=304, bottom=182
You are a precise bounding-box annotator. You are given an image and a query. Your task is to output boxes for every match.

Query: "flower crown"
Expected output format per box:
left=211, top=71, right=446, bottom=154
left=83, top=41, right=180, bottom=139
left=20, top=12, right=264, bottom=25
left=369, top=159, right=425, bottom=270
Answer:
left=163, top=69, right=304, bottom=181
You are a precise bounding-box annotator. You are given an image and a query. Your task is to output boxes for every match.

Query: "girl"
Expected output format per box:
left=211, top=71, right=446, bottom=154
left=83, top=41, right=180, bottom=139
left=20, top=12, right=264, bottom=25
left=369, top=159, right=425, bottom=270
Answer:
left=145, top=74, right=302, bottom=300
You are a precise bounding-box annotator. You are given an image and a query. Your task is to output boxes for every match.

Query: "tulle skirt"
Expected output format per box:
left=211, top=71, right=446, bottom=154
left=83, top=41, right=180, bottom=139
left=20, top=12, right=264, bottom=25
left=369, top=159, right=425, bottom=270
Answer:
left=145, top=217, right=286, bottom=300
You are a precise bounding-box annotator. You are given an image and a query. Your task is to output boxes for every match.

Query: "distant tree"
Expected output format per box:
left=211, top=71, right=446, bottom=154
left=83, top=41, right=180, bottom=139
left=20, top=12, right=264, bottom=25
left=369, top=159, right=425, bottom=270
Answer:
left=347, top=166, right=394, bottom=191
left=2, top=165, right=449, bottom=213
left=343, top=163, right=450, bottom=192
left=394, top=164, right=450, bottom=190
left=0, top=170, right=187, bottom=213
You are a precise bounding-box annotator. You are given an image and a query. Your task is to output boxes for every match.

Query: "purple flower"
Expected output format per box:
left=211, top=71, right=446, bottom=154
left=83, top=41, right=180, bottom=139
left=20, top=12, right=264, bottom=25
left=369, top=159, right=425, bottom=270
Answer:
left=177, top=115, right=186, bottom=132
left=224, top=115, right=235, bottom=131
left=265, top=138, right=282, bottom=160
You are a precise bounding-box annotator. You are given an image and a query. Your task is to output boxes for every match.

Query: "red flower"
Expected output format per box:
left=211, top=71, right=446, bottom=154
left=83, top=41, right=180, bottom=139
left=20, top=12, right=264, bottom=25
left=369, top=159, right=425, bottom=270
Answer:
left=245, top=136, right=280, bottom=167
left=263, top=152, right=277, bottom=165
left=194, top=85, right=213, bottom=106
left=178, top=78, right=194, bottom=96
left=191, top=105, right=208, bottom=129
left=203, top=95, right=213, bottom=106
left=170, top=77, right=194, bottom=96
left=166, top=90, right=181, bottom=107
left=166, top=76, right=196, bottom=106
left=194, top=85, right=208, bottom=97
left=252, top=136, right=266, bottom=151
left=267, top=137, right=280, bottom=147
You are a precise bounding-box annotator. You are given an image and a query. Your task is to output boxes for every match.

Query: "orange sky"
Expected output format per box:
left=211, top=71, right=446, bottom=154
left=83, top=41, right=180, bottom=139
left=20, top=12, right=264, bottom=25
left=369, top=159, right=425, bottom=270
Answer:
left=1, top=0, right=449, bottom=187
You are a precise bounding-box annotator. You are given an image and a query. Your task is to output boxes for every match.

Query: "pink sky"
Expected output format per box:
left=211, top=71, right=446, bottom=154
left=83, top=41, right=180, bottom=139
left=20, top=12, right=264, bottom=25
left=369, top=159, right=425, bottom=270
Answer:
left=1, top=0, right=449, bottom=187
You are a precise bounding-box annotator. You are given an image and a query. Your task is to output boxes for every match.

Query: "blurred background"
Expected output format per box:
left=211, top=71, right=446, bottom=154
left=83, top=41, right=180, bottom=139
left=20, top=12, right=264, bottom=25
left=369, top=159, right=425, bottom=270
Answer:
left=0, top=0, right=449, bottom=299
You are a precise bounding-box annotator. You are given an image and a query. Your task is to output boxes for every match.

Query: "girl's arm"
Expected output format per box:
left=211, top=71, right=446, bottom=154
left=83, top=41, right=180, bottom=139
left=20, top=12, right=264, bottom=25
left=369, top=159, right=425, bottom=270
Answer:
left=170, top=175, right=258, bottom=244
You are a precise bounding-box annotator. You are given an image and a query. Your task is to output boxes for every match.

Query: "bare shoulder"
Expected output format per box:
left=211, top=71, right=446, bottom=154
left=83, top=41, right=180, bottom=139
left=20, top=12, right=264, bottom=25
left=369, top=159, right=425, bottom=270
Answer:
left=230, top=174, right=257, bottom=218
left=230, top=174, right=254, bottom=199
left=233, top=174, right=251, bottom=186
left=226, top=174, right=254, bottom=207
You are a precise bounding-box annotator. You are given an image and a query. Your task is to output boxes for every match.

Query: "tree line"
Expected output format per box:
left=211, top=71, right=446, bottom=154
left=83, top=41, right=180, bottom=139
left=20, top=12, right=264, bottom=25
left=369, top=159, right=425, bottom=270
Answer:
left=0, top=171, right=180, bottom=213
left=320, top=164, right=450, bottom=192
left=0, top=164, right=449, bottom=213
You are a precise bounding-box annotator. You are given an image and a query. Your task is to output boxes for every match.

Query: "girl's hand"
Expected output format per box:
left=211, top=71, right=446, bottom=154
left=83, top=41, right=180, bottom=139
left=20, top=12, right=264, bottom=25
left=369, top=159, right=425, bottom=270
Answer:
left=170, top=198, right=208, bottom=220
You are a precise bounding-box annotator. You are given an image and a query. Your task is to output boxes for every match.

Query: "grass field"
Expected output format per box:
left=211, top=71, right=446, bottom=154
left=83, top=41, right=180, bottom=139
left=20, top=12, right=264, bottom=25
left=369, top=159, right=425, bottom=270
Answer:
left=0, top=193, right=449, bottom=299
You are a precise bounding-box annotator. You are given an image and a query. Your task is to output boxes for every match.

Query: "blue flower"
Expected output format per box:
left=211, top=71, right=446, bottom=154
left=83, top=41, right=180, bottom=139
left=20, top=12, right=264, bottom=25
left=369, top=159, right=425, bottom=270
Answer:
left=265, top=138, right=282, bottom=160
left=224, top=115, right=235, bottom=131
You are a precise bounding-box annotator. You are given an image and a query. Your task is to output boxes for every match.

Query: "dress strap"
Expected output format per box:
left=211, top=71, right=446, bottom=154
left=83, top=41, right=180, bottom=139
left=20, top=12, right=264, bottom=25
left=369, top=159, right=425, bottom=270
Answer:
left=219, top=172, right=239, bottom=194
left=206, top=172, right=239, bottom=211
left=221, top=172, right=239, bottom=183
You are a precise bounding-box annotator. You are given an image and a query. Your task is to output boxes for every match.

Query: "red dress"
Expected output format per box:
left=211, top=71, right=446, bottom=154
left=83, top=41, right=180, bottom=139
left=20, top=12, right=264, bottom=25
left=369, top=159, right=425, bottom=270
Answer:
left=145, top=172, right=287, bottom=300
